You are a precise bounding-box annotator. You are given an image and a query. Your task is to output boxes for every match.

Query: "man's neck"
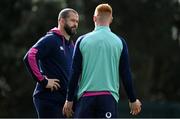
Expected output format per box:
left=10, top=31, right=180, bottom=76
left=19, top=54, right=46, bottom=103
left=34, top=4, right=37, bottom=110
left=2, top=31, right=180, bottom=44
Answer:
left=95, top=22, right=110, bottom=27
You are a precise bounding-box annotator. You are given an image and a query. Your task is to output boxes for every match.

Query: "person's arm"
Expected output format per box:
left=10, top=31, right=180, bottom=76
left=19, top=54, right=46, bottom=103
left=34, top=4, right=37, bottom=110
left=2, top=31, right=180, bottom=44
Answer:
left=67, top=37, right=83, bottom=101
left=119, top=37, right=141, bottom=115
left=23, top=42, right=48, bottom=86
left=63, top=36, right=84, bottom=117
left=119, top=37, right=136, bottom=102
left=23, top=36, right=60, bottom=90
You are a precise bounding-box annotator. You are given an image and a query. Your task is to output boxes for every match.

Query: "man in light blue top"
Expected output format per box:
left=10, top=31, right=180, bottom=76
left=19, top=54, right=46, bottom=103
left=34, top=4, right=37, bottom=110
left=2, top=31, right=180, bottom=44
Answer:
left=63, top=3, right=142, bottom=118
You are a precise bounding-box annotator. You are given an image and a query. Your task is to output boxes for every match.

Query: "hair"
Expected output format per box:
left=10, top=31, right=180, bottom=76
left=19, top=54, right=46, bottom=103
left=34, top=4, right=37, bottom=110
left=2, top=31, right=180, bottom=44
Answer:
left=94, top=3, right=112, bottom=16
left=58, top=8, right=78, bottom=20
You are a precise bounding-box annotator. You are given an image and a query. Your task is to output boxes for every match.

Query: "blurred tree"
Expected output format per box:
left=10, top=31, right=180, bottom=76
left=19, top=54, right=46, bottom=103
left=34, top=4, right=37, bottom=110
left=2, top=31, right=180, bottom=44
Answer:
left=0, top=0, right=180, bottom=117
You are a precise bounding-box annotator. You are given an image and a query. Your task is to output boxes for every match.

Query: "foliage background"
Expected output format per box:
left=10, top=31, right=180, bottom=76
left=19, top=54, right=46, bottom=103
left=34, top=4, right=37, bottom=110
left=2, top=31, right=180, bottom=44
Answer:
left=0, top=0, right=180, bottom=117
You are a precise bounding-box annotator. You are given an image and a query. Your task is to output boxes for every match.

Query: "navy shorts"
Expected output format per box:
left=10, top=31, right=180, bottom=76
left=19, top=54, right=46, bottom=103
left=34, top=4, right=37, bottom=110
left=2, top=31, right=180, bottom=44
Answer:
left=74, top=95, right=118, bottom=118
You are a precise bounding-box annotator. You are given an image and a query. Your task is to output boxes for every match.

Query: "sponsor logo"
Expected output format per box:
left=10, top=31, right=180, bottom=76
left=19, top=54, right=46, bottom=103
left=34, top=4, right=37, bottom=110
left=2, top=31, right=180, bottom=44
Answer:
left=105, top=112, right=112, bottom=118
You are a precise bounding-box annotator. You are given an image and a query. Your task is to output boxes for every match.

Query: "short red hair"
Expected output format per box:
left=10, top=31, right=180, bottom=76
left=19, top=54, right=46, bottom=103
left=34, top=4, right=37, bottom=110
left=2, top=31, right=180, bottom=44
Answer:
left=94, top=4, right=112, bottom=16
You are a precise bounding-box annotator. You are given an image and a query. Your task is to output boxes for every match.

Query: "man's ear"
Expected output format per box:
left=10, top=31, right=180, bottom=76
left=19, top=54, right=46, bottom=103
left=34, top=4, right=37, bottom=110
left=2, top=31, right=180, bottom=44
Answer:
left=59, top=18, right=65, bottom=26
left=110, top=16, right=113, bottom=24
left=93, top=16, right=97, bottom=22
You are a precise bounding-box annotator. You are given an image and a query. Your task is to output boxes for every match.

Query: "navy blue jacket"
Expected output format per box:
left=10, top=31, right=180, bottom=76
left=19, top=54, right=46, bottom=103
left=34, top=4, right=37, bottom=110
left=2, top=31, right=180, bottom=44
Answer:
left=23, top=28, right=74, bottom=100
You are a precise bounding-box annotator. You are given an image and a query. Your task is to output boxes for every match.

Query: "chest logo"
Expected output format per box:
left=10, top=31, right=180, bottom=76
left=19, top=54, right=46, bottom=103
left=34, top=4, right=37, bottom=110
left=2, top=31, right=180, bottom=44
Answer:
left=60, top=46, right=64, bottom=51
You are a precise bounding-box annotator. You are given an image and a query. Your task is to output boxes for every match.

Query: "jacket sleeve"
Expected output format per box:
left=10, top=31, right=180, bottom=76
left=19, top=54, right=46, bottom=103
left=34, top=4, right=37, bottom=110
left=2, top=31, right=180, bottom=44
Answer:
left=23, top=36, right=54, bottom=87
left=119, top=37, right=137, bottom=102
left=67, top=36, right=84, bottom=101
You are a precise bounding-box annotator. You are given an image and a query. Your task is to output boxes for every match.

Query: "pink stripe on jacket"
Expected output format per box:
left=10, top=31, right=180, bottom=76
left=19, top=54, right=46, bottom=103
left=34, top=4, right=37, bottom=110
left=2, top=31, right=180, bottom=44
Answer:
left=28, top=48, right=44, bottom=81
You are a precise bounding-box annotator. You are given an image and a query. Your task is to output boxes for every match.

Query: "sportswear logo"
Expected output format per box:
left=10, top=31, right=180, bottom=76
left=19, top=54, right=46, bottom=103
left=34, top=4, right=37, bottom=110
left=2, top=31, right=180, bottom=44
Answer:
left=105, top=112, right=112, bottom=118
left=60, top=46, right=64, bottom=51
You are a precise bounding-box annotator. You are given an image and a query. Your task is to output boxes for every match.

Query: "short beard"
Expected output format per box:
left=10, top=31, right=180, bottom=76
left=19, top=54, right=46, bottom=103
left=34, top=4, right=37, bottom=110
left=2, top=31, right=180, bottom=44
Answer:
left=64, top=23, right=77, bottom=36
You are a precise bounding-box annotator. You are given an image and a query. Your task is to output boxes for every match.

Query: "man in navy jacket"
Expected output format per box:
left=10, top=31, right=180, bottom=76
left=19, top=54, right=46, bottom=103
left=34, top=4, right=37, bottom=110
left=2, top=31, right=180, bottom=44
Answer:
left=23, top=8, right=79, bottom=118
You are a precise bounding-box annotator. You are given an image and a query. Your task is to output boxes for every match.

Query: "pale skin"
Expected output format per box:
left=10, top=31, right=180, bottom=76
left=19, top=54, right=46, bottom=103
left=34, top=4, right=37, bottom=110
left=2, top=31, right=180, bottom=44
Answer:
left=45, top=12, right=79, bottom=91
left=45, top=76, right=60, bottom=92
left=63, top=101, right=74, bottom=117
left=59, top=12, right=79, bottom=40
left=63, top=11, right=142, bottom=118
left=129, top=99, right=142, bottom=115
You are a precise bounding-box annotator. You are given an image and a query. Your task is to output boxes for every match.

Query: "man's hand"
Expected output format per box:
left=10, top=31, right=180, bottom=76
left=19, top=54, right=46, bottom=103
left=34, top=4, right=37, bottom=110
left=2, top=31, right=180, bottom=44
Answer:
left=63, top=100, right=74, bottom=118
left=45, top=77, right=60, bottom=91
left=129, top=99, right=142, bottom=115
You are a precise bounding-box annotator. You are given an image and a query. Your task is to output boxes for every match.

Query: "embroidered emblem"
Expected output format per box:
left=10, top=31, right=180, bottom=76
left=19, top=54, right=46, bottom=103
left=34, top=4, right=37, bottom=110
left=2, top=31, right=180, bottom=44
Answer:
left=60, top=46, right=64, bottom=50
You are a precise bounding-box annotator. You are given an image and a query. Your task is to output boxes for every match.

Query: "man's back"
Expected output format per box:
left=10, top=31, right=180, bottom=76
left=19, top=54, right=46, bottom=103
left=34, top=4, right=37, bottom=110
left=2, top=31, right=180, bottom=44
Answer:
left=78, top=26, right=123, bottom=101
left=64, top=4, right=141, bottom=118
